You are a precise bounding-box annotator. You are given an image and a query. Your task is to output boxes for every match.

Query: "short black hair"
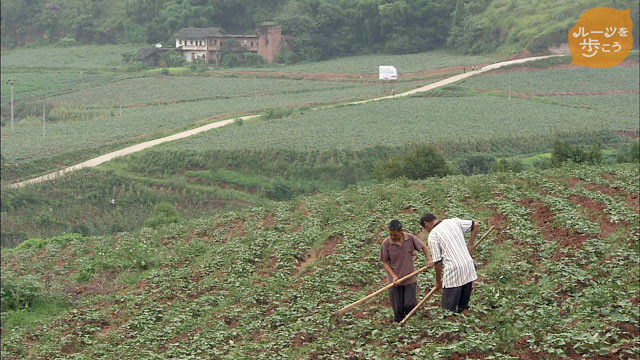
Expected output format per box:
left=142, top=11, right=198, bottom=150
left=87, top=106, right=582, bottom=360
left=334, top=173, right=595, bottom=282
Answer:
left=420, top=213, right=437, bottom=227
left=389, top=220, right=403, bottom=231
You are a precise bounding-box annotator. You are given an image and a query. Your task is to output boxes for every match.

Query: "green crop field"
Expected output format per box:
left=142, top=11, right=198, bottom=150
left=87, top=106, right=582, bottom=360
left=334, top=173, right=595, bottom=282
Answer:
left=463, top=66, right=640, bottom=94
left=1, top=45, right=133, bottom=69
left=533, top=94, right=640, bottom=119
left=166, top=95, right=637, bottom=152
left=1, top=81, right=412, bottom=165
left=0, top=70, right=124, bottom=103
left=234, top=50, right=502, bottom=74
left=2, top=164, right=637, bottom=358
left=45, top=76, right=405, bottom=108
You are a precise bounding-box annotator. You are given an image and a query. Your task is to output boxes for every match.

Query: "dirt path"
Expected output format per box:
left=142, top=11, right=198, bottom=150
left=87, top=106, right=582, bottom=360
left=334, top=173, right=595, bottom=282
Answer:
left=7, top=55, right=560, bottom=189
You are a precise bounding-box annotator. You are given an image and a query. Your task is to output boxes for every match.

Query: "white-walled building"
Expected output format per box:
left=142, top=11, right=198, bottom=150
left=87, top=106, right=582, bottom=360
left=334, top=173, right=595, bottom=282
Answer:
left=173, top=23, right=283, bottom=64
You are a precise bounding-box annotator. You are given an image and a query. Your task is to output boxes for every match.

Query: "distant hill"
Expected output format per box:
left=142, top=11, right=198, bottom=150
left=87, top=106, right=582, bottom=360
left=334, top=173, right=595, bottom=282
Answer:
left=2, top=0, right=638, bottom=59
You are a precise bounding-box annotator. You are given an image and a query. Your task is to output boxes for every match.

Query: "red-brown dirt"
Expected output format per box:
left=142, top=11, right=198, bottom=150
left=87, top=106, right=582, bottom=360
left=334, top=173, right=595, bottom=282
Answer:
left=567, top=194, right=623, bottom=239
left=295, top=235, right=344, bottom=276
left=519, top=198, right=591, bottom=250
left=584, top=184, right=639, bottom=213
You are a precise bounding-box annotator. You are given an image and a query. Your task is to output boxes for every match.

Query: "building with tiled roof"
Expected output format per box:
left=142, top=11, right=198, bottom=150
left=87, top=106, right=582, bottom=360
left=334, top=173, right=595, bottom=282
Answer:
left=173, top=23, right=283, bottom=64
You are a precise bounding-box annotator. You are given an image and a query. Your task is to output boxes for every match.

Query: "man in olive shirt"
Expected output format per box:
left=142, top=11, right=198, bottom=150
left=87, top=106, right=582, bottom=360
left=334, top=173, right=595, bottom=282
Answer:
left=380, top=220, right=433, bottom=323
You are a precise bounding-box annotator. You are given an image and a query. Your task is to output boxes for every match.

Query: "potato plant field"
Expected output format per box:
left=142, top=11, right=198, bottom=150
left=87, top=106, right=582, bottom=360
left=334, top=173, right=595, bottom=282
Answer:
left=226, top=50, right=500, bottom=74
left=1, top=45, right=134, bottom=69
left=46, top=77, right=404, bottom=108
left=462, top=66, right=639, bottom=94
left=168, top=95, right=635, bottom=152
left=1, top=81, right=405, bottom=165
left=2, top=163, right=638, bottom=359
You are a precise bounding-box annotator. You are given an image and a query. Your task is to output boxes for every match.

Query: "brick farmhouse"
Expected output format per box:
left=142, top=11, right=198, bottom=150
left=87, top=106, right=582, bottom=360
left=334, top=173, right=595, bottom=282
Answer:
left=173, top=23, right=283, bottom=64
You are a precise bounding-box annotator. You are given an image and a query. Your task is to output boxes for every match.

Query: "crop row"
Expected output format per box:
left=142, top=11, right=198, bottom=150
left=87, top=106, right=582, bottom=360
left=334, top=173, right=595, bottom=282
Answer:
left=47, top=76, right=401, bottom=108
left=1, top=83, right=399, bottom=164
left=462, top=66, right=639, bottom=94
left=2, top=164, right=637, bottom=358
left=170, top=95, right=636, bottom=152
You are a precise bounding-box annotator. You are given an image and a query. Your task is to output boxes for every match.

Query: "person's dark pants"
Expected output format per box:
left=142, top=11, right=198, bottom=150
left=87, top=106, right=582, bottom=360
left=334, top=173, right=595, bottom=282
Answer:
left=442, top=281, right=473, bottom=314
left=388, top=282, right=417, bottom=322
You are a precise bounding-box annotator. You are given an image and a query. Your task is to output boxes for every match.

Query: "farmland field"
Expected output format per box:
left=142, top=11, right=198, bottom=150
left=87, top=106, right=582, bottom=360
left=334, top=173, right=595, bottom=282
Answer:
left=1, top=81, right=412, bottom=164
left=2, top=163, right=637, bottom=358
left=45, top=76, right=410, bottom=108
left=463, top=66, right=640, bottom=94
left=220, top=50, right=501, bottom=74
left=0, top=70, right=124, bottom=103
left=533, top=94, right=640, bottom=119
left=166, top=95, right=636, bottom=152
left=0, top=45, right=133, bottom=69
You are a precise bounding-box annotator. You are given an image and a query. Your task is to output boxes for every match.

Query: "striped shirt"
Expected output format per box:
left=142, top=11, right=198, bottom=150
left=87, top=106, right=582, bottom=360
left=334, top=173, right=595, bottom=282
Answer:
left=428, top=218, right=477, bottom=288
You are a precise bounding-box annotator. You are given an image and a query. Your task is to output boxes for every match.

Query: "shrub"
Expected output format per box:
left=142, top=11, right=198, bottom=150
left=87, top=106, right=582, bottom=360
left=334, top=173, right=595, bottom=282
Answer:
left=374, top=145, right=449, bottom=181
left=458, top=153, right=496, bottom=175
left=492, top=158, right=525, bottom=173
left=1, top=275, right=47, bottom=312
left=161, top=51, right=186, bottom=67
left=265, top=180, right=296, bottom=201
left=616, top=141, right=639, bottom=163
left=551, top=140, right=601, bottom=166
left=144, top=202, right=182, bottom=229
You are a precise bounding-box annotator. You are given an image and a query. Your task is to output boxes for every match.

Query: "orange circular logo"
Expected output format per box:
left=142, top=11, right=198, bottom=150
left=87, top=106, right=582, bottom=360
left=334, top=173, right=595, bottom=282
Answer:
left=568, top=7, right=634, bottom=68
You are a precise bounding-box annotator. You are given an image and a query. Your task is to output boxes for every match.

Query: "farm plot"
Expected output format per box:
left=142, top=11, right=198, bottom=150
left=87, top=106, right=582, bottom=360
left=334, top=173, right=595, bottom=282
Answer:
left=532, top=94, right=640, bottom=119
left=0, top=45, right=132, bottom=69
left=168, top=95, right=637, bottom=152
left=1, top=164, right=637, bottom=359
left=0, top=70, right=123, bottom=103
left=462, top=66, right=639, bottom=94
left=1, top=82, right=403, bottom=164
left=46, top=76, right=400, bottom=108
left=233, top=50, right=500, bottom=74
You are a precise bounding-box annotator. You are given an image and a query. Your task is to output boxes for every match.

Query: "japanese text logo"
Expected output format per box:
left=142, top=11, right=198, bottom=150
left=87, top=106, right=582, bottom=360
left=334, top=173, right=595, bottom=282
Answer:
left=569, top=7, right=633, bottom=68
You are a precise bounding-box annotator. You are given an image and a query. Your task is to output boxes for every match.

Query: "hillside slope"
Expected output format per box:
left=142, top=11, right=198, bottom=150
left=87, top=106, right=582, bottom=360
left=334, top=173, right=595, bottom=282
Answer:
left=2, top=163, right=638, bottom=358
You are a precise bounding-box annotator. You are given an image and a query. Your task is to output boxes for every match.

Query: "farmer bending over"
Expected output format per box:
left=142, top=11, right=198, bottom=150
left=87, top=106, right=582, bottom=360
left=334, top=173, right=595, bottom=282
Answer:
left=420, top=213, right=479, bottom=317
left=380, top=220, right=433, bottom=323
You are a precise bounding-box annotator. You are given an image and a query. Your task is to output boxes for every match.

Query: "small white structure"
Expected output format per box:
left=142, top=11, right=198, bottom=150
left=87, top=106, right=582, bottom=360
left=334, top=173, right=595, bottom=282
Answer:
left=379, top=66, right=398, bottom=80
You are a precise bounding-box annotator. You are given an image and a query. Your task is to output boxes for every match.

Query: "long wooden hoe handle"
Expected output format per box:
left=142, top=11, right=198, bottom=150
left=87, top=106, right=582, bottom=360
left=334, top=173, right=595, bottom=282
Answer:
left=336, top=264, right=431, bottom=315
left=471, top=226, right=495, bottom=251
left=399, top=286, right=438, bottom=326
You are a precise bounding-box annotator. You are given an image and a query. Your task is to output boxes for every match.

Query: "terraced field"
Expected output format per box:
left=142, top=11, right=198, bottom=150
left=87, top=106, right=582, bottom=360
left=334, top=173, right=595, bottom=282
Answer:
left=2, top=164, right=638, bottom=358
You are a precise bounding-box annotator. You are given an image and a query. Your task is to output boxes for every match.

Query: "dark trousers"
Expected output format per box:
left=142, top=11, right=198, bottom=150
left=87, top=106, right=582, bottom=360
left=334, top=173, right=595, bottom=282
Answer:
left=441, top=281, right=473, bottom=313
left=388, top=282, right=417, bottom=322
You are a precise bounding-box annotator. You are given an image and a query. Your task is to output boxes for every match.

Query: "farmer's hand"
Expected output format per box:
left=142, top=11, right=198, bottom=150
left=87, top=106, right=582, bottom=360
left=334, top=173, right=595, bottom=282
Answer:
left=467, top=245, right=474, bottom=255
left=433, top=281, right=442, bottom=292
left=392, top=274, right=399, bottom=285
left=427, top=260, right=434, bottom=268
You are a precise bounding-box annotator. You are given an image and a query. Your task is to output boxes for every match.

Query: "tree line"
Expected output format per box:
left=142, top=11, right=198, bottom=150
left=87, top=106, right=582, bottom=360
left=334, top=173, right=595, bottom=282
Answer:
left=3, top=0, right=488, bottom=61
left=2, top=0, right=638, bottom=61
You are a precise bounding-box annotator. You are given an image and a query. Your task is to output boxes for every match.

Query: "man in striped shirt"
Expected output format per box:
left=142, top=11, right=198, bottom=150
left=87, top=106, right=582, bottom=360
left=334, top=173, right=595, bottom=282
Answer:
left=420, top=213, right=479, bottom=316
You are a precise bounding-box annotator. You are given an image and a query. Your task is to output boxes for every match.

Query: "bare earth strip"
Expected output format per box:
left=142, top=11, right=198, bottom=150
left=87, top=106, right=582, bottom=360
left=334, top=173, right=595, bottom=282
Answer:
left=7, top=55, right=559, bottom=189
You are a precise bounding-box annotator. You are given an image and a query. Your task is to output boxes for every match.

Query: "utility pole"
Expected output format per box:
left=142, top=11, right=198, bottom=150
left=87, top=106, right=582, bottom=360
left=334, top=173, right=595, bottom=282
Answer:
left=42, top=100, right=46, bottom=138
left=7, top=79, right=15, bottom=128
left=508, top=71, right=511, bottom=100
left=254, top=76, right=257, bottom=107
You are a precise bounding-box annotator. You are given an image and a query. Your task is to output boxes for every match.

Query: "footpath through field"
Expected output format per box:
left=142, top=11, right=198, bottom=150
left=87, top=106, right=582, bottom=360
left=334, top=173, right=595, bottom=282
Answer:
left=8, top=55, right=558, bottom=189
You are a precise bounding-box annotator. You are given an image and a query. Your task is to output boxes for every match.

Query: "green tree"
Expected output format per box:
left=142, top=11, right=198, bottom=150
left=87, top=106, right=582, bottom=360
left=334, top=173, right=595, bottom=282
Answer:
left=374, top=145, right=449, bottom=181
